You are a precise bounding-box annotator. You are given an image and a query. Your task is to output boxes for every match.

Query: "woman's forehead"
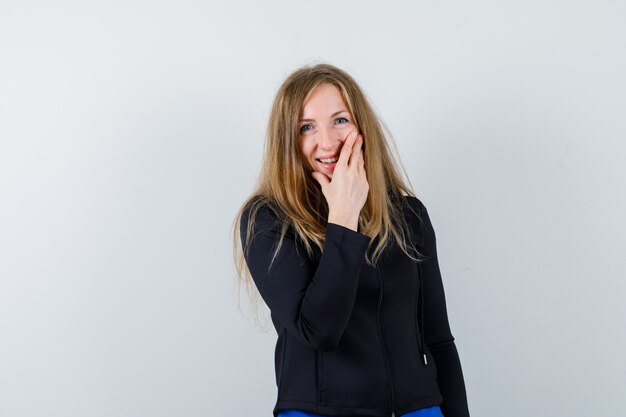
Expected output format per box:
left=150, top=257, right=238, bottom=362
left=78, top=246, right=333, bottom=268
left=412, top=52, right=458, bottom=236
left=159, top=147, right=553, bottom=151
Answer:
left=301, top=84, right=349, bottom=118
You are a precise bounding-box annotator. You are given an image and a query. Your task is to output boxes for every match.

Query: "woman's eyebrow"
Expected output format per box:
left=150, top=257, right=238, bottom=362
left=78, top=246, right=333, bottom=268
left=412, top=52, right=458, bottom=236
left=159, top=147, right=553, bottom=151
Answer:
left=299, top=109, right=348, bottom=123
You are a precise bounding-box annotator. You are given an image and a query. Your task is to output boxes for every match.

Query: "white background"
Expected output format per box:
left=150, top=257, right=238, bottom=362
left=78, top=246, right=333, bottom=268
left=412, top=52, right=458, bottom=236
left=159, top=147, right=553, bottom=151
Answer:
left=1, top=1, right=625, bottom=416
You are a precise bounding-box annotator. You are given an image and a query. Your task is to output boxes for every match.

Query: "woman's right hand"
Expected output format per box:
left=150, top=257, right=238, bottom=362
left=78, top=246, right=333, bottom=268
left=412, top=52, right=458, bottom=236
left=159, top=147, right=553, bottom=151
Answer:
left=311, top=130, right=369, bottom=232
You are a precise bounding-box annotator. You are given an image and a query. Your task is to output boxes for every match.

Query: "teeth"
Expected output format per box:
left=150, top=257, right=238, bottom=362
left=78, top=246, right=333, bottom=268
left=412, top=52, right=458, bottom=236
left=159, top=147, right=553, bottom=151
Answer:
left=319, top=157, right=338, bottom=163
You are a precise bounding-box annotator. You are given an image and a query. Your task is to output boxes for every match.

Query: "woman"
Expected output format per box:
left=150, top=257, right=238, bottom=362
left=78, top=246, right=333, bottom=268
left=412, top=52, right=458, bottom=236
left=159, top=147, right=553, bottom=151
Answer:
left=233, top=63, right=470, bottom=417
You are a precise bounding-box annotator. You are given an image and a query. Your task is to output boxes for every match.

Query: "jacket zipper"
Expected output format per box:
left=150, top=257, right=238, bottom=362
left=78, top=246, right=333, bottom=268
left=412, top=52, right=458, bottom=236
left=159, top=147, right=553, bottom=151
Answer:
left=377, top=268, right=396, bottom=417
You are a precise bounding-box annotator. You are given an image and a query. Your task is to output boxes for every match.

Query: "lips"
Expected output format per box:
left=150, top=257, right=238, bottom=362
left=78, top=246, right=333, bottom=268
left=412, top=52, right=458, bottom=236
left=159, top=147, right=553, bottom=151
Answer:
left=316, top=153, right=339, bottom=163
left=316, top=159, right=337, bottom=172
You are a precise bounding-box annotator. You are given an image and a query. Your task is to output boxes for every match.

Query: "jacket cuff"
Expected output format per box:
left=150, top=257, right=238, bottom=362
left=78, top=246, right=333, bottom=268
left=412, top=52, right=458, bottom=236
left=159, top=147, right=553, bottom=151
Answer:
left=326, top=222, right=371, bottom=246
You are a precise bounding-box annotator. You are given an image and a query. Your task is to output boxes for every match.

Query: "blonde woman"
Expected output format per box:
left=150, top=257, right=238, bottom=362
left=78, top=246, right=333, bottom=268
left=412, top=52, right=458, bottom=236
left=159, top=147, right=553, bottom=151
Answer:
left=233, top=63, right=470, bottom=417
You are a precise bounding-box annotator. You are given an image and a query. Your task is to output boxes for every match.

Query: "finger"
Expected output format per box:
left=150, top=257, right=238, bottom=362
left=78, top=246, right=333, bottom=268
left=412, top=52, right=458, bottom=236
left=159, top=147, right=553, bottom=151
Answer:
left=311, top=171, right=330, bottom=188
left=337, top=131, right=358, bottom=167
left=349, top=135, right=363, bottom=168
left=355, top=149, right=363, bottom=175
left=358, top=148, right=365, bottom=174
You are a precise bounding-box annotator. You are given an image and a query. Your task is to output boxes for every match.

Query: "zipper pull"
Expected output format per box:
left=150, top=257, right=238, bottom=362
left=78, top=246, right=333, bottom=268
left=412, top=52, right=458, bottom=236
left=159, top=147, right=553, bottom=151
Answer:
left=423, top=353, right=428, bottom=365
left=391, top=413, right=395, bottom=417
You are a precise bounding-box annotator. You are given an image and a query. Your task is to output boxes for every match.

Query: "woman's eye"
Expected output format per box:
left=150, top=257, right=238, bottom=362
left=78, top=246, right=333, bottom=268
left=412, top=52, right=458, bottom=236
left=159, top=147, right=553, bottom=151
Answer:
left=299, top=124, right=312, bottom=134
left=335, top=117, right=349, bottom=124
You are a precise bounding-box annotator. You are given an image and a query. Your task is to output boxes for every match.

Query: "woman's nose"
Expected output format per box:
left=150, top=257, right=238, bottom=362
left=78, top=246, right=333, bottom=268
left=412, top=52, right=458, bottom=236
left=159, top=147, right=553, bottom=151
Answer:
left=318, top=126, right=340, bottom=149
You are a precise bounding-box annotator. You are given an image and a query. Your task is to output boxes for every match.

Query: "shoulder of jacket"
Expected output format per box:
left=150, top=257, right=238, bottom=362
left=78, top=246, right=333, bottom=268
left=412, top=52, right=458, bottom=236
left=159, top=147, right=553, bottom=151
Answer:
left=242, top=195, right=281, bottom=216
left=240, top=196, right=292, bottom=240
left=400, top=194, right=426, bottom=219
left=396, top=194, right=431, bottom=252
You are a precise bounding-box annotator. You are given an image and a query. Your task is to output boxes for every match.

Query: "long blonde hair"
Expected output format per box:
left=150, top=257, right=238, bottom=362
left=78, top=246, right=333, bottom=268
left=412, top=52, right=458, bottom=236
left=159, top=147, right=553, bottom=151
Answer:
left=231, top=63, right=424, bottom=328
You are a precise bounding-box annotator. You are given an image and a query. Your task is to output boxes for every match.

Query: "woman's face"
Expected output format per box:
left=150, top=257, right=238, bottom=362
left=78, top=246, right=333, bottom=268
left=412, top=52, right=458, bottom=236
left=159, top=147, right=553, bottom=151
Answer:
left=299, top=83, right=358, bottom=179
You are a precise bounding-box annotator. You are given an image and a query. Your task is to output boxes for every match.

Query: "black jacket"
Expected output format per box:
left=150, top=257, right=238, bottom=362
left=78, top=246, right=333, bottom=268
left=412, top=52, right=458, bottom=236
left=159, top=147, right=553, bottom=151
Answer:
left=240, top=195, right=470, bottom=417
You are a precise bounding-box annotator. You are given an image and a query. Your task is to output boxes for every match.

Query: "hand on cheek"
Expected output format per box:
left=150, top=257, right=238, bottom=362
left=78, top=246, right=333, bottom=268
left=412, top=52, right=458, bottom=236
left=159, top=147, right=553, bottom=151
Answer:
left=311, top=131, right=369, bottom=231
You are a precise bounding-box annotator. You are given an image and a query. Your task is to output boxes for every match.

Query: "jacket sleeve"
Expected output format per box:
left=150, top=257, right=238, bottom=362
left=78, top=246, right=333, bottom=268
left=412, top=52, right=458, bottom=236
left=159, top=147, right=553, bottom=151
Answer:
left=418, top=199, right=471, bottom=417
left=240, top=203, right=371, bottom=352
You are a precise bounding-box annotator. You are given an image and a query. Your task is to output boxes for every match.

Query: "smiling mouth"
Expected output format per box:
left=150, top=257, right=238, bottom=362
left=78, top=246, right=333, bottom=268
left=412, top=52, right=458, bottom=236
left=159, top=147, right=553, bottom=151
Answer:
left=316, top=157, right=339, bottom=164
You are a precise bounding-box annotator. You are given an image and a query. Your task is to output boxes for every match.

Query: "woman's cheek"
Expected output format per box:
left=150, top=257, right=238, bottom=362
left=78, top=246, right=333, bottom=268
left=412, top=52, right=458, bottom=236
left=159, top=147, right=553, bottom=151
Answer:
left=336, top=124, right=355, bottom=139
left=301, top=140, right=315, bottom=163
